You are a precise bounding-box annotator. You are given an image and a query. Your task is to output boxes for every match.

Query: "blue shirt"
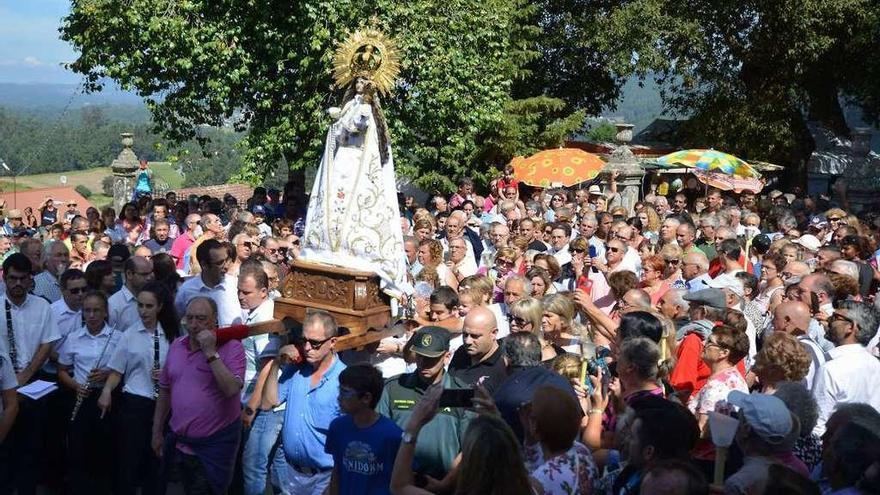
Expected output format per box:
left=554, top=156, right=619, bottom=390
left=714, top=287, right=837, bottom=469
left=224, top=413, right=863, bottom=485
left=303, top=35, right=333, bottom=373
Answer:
left=278, top=355, right=346, bottom=469
left=325, top=414, right=402, bottom=495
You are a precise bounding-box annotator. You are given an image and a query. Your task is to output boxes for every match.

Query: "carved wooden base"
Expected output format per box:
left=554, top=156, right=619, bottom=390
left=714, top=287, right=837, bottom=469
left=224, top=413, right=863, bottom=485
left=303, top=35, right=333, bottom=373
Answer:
left=274, top=259, right=393, bottom=350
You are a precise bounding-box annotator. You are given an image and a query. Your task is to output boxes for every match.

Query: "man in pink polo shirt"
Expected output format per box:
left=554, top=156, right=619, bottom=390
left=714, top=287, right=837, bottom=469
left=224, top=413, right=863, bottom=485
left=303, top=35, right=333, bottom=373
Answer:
left=152, top=296, right=245, bottom=494
left=169, top=213, right=201, bottom=270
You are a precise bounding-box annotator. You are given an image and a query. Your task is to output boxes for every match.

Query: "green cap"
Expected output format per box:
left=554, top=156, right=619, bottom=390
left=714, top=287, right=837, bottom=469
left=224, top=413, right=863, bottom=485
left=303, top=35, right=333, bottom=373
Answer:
left=410, top=326, right=451, bottom=358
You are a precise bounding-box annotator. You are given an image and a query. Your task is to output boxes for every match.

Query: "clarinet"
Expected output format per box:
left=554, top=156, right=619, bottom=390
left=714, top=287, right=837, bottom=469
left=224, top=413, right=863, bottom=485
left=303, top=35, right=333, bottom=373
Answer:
left=70, top=328, right=115, bottom=422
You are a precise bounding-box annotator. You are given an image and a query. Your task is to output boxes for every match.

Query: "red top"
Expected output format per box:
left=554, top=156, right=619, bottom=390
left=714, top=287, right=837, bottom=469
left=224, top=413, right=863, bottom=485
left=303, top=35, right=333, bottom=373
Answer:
left=670, top=332, right=746, bottom=401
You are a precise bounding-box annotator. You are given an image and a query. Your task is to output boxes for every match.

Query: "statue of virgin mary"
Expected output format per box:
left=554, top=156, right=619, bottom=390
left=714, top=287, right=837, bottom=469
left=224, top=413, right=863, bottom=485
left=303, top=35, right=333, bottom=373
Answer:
left=300, top=29, right=411, bottom=297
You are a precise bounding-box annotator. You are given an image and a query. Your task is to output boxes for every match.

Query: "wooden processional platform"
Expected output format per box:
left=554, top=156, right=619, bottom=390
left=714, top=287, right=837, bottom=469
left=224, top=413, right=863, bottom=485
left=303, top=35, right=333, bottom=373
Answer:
left=273, top=259, right=397, bottom=351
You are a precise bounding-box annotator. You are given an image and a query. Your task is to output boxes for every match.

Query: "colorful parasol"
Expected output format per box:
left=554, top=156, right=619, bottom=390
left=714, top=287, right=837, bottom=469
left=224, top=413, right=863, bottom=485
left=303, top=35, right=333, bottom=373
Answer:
left=656, top=149, right=761, bottom=178
left=511, top=148, right=605, bottom=187
left=691, top=169, right=765, bottom=194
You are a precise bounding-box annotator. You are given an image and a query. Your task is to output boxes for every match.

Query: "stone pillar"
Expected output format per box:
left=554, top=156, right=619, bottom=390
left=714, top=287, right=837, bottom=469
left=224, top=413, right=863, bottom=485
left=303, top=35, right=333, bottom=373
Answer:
left=110, top=133, right=139, bottom=212
left=604, top=122, right=645, bottom=216
left=840, top=128, right=880, bottom=214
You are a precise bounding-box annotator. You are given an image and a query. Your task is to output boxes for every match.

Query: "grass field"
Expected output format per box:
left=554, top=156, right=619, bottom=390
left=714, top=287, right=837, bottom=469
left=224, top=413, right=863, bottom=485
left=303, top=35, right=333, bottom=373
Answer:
left=0, top=162, right=184, bottom=208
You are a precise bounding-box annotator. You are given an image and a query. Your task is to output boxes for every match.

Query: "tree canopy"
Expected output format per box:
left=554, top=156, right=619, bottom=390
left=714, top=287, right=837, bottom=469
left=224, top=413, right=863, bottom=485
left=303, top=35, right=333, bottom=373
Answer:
left=62, top=0, right=587, bottom=191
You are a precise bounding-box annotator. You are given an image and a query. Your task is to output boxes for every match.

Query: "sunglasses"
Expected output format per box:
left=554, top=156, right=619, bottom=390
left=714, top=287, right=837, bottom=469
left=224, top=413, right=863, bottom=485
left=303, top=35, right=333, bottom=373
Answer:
left=665, top=259, right=680, bottom=265
left=304, top=336, right=333, bottom=350
left=507, top=315, right=529, bottom=326
left=607, top=246, right=621, bottom=253
left=291, top=240, right=301, bottom=246
left=827, top=217, right=842, bottom=222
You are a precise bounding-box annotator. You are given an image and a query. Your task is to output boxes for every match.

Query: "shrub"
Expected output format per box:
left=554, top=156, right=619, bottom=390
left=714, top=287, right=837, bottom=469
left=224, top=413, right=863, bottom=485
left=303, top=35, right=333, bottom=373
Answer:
left=75, top=184, right=92, bottom=198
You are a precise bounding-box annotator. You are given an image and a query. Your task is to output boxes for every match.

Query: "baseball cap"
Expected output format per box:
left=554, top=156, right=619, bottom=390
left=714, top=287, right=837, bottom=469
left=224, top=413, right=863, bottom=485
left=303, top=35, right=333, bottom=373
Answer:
left=587, top=185, right=602, bottom=195
left=252, top=205, right=266, bottom=215
left=108, top=244, right=131, bottom=262
left=682, top=288, right=727, bottom=309
left=708, top=273, right=745, bottom=297
left=727, top=391, right=793, bottom=445
left=410, top=326, right=451, bottom=358
left=792, top=234, right=821, bottom=253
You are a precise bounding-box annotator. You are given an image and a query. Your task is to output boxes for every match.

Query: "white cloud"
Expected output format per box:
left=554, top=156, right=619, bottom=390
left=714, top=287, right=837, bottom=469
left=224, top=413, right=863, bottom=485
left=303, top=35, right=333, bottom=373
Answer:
left=22, top=56, right=44, bottom=67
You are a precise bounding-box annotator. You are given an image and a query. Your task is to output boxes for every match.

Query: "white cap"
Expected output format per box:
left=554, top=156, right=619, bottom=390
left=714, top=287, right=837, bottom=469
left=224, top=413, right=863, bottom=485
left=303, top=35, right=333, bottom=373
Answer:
left=588, top=185, right=602, bottom=195
left=792, top=234, right=822, bottom=253
left=708, top=272, right=744, bottom=297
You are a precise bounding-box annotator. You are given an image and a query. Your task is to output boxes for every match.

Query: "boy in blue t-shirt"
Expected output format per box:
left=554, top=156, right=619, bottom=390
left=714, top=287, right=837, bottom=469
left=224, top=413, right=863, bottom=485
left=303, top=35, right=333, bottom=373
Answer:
left=325, top=364, right=403, bottom=495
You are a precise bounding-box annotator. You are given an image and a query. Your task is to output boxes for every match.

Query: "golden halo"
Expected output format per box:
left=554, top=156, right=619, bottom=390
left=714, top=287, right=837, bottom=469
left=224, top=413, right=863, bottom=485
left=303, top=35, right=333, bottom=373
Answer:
left=333, top=28, right=400, bottom=96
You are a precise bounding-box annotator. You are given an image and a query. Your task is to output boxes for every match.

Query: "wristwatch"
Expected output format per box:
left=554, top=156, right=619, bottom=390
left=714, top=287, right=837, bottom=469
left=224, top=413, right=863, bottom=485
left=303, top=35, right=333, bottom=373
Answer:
left=206, top=353, right=220, bottom=364
left=401, top=431, right=417, bottom=445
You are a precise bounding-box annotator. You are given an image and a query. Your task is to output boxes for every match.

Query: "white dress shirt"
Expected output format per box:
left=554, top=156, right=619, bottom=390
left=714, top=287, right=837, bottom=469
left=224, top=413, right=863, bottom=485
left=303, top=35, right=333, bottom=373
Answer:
left=0, top=294, right=59, bottom=372
left=107, top=322, right=170, bottom=399
left=0, top=352, right=16, bottom=417
left=812, top=343, right=880, bottom=436
left=552, top=244, right=572, bottom=267
left=242, top=298, right=275, bottom=403
left=108, top=285, right=140, bottom=333
left=175, top=274, right=243, bottom=327
left=58, top=324, right=121, bottom=385
left=47, top=298, right=82, bottom=373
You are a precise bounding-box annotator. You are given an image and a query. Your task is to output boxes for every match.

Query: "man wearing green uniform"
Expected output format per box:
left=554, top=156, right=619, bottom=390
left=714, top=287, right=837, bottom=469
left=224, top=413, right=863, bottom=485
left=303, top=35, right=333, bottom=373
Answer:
left=376, top=326, right=470, bottom=481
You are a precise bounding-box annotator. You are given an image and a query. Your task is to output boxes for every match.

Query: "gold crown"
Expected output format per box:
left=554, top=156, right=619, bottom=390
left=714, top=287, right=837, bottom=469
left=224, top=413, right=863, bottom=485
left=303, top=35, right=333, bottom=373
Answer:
left=333, top=28, right=400, bottom=96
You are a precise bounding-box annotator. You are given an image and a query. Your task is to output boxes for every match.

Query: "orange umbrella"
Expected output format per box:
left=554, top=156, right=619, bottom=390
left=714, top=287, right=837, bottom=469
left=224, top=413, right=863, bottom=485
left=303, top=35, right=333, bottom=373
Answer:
left=511, top=148, right=606, bottom=187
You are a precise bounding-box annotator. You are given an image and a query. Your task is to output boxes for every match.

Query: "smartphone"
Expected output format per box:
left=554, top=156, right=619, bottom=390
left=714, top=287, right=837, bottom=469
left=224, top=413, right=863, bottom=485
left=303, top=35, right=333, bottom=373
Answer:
left=439, top=388, right=475, bottom=408
left=588, top=245, right=598, bottom=273
left=577, top=277, right=593, bottom=295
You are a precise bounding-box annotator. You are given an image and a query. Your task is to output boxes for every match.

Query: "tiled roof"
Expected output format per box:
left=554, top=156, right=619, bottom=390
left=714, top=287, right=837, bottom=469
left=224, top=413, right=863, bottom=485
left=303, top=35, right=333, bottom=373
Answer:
left=0, top=186, right=94, bottom=215
left=174, top=183, right=253, bottom=205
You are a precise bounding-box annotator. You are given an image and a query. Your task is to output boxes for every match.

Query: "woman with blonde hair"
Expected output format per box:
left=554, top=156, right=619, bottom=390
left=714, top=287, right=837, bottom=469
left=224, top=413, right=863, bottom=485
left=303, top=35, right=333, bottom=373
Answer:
left=479, top=246, right=518, bottom=302
left=412, top=218, right=435, bottom=242
left=458, top=275, right=493, bottom=305
left=541, top=293, right=588, bottom=354
left=637, top=207, right=661, bottom=241
left=659, top=243, right=683, bottom=286
left=418, top=239, right=457, bottom=288
left=510, top=297, right=560, bottom=362
left=509, top=236, right=531, bottom=275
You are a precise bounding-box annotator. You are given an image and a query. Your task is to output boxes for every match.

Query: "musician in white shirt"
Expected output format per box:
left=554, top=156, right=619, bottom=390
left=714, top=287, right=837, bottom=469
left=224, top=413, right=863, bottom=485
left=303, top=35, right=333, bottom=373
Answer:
left=58, top=290, right=120, bottom=495
left=99, top=282, right=181, bottom=495
left=0, top=253, right=58, bottom=494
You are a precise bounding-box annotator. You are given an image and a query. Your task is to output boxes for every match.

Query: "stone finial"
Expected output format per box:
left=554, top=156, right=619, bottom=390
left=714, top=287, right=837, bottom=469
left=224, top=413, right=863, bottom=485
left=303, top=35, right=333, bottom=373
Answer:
left=111, top=133, right=139, bottom=172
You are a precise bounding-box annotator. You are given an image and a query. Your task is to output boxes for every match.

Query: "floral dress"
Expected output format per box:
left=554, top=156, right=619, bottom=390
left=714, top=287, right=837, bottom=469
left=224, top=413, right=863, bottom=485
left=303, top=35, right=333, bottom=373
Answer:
left=525, top=441, right=598, bottom=495
left=687, top=366, right=748, bottom=415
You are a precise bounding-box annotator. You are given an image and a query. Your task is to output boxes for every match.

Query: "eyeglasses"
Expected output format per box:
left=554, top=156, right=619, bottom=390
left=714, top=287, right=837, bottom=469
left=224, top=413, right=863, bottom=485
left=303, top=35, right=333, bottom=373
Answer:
left=571, top=248, right=586, bottom=254
left=607, top=246, right=621, bottom=253
left=304, top=336, right=333, bottom=350
left=496, top=258, right=514, bottom=267
left=507, top=315, right=529, bottom=326
left=830, top=312, right=855, bottom=325
left=704, top=339, right=727, bottom=350
left=615, top=234, right=632, bottom=242
left=827, top=217, right=842, bottom=222
left=665, top=259, right=680, bottom=265
left=291, top=240, right=301, bottom=246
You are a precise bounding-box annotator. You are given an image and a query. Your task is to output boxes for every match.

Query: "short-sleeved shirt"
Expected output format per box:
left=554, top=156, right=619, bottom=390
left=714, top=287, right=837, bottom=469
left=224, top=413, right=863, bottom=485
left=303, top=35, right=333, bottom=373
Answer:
left=0, top=352, right=17, bottom=417
left=175, top=274, right=243, bottom=327
left=376, top=372, right=470, bottom=478
left=688, top=367, right=748, bottom=415
left=278, top=355, right=346, bottom=470
left=107, top=323, right=170, bottom=399
left=241, top=299, right=274, bottom=404
left=33, top=272, right=62, bottom=303
left=159, top=336, right=245, bottom=439
left=108, top=286, right=140, bottom=333
left=143, top=238, right=174, bottom=256
left=448, top=344, right=506, bottom=393
left=0, top=294, right=59, bottom=372
left=324, top=414, right=402, bottom=495
left=58, top=324, right=120, bottom=385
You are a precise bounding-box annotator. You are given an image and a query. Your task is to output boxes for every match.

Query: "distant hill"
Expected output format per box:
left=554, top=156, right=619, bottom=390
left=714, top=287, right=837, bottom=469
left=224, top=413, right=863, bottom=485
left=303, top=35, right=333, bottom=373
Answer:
left=0, top=82, right=144, bottom=113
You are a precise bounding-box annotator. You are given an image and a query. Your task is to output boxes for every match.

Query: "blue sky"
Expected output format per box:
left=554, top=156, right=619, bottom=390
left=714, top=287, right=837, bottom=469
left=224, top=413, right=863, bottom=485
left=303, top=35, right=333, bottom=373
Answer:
left=0, top=0, right=81, bottom=83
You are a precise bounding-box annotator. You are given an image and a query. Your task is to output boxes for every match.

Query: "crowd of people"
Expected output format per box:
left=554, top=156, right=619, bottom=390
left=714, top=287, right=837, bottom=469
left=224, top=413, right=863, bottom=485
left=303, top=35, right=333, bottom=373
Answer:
left=0, top=173, right=879, bottom=495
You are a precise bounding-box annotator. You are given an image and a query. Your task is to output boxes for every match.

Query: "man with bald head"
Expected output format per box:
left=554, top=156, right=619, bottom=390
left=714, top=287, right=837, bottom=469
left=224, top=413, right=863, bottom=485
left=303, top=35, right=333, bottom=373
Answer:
left=772, top=300, right=829, bottom=391
left=659, top=217, right=681, bottom=246
left=675, top=223, right=702, bottom=255
left=448, top=306, right=506, bottom=392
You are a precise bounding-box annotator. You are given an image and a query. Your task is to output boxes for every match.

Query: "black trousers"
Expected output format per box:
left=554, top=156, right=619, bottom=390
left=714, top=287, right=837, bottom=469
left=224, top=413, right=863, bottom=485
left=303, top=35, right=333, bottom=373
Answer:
left=68, top=391, right=114, bottom=495
left=116, top=392, right=160, bottom=495
left=179, top=453, right=220, bottom=495
left=0, top=394, right=49, bottom=495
